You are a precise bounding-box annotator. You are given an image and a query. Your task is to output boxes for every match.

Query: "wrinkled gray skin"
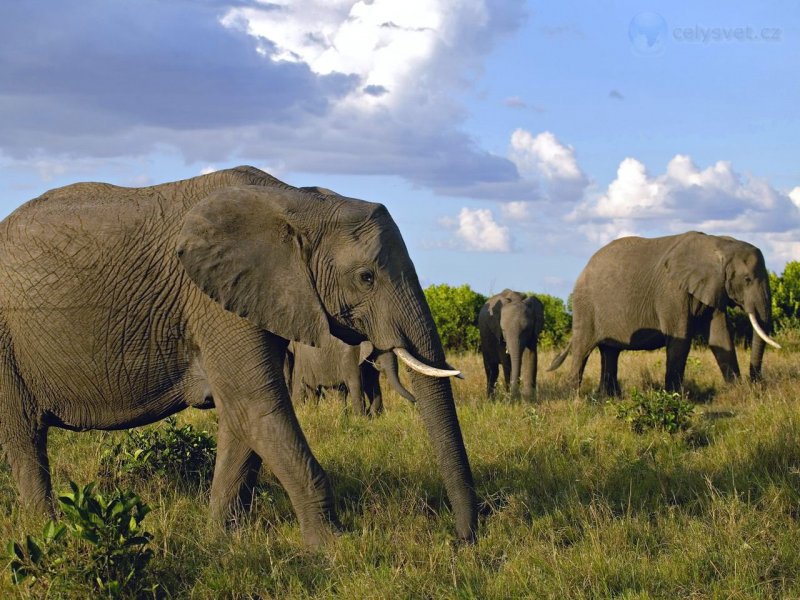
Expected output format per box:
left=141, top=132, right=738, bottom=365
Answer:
left=0, top=166, right=477, bottom=546
left=550, top=232, right=775, bottom=396
left=286, top=337, right=415, bottom=417
left=478, top=290, right=544, bottom=399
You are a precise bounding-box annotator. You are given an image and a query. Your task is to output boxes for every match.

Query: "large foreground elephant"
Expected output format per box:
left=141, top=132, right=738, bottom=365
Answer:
left=0, top=166, right=476, bottom=546
left=478, top=289, right=544, bottom=399
left=287, top=337, right=415, bottom=416
left=549, top=231, right=780, bottom=395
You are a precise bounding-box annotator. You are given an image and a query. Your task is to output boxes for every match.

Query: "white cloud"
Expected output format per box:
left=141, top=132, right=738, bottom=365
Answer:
left=509, top=129, right=583, bottom=181
left=789, top=186, right=800, bottom=210
left=501, top=201, right=531, bottom=220
left=575, top=154, right=800, bottom=240
left=453, top=207, right=511, bottom=252
left=593, top=157, right=667, bottom=218
left=1, top=1, right=526, bottom=195
left=506, top=129, right=588, bottom=203
left=221, top=0, right=485, bottom=111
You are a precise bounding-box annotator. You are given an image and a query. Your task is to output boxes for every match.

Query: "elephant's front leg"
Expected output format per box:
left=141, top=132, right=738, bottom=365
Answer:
left=708, top=309, right=741, bottom=382
left=346, top=371, right=367, bottom=417
left=482, top=353, right=499, bottom=399
left=202, top=330, right=339, bottom=548
left=520, top=348, right=537, bottom=400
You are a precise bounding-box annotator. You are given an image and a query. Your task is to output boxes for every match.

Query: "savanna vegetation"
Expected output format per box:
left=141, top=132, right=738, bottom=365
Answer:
left=1, top=264, right=799, bottom=598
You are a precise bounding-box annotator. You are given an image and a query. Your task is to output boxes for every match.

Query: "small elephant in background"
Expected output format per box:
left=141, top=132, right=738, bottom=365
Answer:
left=287, top=337, right=415, bottom=417
left=479, top=289, right=544, bottom=399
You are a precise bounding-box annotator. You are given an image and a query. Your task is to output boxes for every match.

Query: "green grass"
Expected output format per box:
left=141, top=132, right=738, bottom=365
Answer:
left=2, top=343, right=800, bottom=598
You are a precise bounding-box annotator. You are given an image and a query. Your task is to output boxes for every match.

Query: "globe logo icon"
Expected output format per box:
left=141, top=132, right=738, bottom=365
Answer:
left=629, top=12, right=668, bottom=56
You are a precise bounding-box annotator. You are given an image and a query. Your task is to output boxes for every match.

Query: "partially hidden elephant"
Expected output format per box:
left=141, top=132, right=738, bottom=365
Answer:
left=478, top=289, right=544, bottom=399
left=286, top=336, right=415, bottom=417
left=0, top=166, right=477, bottom=546
left=549, top=231, right=780, bottom=395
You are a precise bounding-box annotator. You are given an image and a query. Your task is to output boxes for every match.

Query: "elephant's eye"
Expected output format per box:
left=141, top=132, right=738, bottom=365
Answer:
left=359, top=270, right=375, bottom=286
left=744, top=276, right=753, bottom=284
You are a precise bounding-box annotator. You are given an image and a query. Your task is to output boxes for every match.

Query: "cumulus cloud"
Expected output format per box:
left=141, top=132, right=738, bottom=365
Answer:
left=572, top=154, right=800, bottom=248
left=789, top=186, right=800, bottom=210
left=0, top=0, right=527, bottom=195
left=437, top=207, right=511, bottom=252
left=501, top=201, right=531, bottom=220
left=455, top=208, right=511, bottom=252
left=507, top=129, right=588, bottom=203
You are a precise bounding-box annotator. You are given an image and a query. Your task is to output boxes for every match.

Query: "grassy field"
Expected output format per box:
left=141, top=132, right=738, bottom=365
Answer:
left=1, top=338, right=799, bottom=598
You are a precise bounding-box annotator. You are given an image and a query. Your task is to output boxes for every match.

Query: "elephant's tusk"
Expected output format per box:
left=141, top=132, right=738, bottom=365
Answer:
left=748, top=313, right=782, bottom=349
left=393, top=348, right=463, bottom=378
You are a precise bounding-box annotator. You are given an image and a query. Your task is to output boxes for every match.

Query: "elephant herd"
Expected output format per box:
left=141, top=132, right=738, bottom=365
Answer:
left=0, top=167, right=780, bottom=546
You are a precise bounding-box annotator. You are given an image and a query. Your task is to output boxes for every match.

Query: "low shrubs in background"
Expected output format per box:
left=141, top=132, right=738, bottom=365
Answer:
left=100, top=416, right=216, bottom=486
left=612, top=388, right=695, bottom=434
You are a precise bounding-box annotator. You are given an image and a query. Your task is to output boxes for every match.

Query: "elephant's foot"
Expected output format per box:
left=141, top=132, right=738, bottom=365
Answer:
left=299, top=514, right=343, bottom=549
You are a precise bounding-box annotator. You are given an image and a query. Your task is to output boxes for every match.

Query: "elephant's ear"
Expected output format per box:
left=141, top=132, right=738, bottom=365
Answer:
left=358, top=341, right=375, bottom=365
left=487, top=294, right=513, bottom=316
left=663, top=234, right=726, bottom=309
left=176, top=186, right=329, bottom=346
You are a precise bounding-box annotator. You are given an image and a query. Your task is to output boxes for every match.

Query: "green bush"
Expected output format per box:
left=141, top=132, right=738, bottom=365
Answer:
left=424, top=284, right=486, bottom=353
left=612, top=389, right=695, bottom=434
left=6, top=482, right=157, bottom=598
left=532, top=293, right=572, bottom=348
left=771, top=260, right=800, bottom=332
left=100, top=416, right=216, bottom=485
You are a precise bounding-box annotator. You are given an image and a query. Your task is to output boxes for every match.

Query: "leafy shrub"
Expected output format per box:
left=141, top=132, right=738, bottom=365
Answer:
left=6, top=482, right=157, bottom=598
left=771, top=261, right=800, bottom=332
left=424, top=284, right=487, bottom=353
left=532, top=293, right=572, bottom=348
left=100, top=416, right=216, bottom=485
left=612, top=389, right=695, bottom=434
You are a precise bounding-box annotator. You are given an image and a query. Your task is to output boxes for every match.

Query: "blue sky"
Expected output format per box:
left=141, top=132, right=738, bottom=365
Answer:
left=1, top=1, right=798, bottom=299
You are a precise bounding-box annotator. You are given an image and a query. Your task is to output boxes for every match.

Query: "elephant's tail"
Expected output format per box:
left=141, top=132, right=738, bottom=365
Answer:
left=547, top=341, right=571, bottom=371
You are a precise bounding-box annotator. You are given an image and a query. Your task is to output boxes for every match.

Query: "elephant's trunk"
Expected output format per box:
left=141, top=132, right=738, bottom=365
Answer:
left=375, top=352, right=416, bottom=404
left=410, top=368, right=477, bottom=542
left=747, top=285, right=777, bottom=380
left=505, top=337, right=523, bottom=397
left=398, top=298, right=477, bottom=543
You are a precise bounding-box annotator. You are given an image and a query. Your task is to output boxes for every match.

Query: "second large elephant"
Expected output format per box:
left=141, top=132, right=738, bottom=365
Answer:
left=479, top=289, right=544, bottom=399
left=287, top=336, right=415, bottom=416
left=549, top=231, right=780, bottom=395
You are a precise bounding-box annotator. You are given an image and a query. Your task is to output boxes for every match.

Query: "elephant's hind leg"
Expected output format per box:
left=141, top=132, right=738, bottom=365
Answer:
left=210, top=414, right=262, bottom=525
left=0, top=349, right=54, bottom=517
left=569, top=338, right=595, bottom=394
left=201, top=328, right=339, bottom=548
left=598, top=346, right=622, bottom=396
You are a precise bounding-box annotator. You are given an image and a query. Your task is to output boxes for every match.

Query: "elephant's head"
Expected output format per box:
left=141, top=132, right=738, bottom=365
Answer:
left=176, top=183, right=477, bottom=541
left=664, top=232, right=779, bottom=379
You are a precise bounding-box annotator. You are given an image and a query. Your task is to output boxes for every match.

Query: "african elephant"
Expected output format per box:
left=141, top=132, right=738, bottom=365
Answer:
left=478, top=289, right=544, bottom=399
left=0, top=166, right=476, bottom=546
left=549, top=231, right=780, bottom=395
left=286, top=337, right=415, bottom=416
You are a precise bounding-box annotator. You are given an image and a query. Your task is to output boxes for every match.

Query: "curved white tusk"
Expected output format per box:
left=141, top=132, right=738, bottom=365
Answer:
left=748, top=313, right=782, bottom=349
left=393, top=348, right=463, bottom=378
